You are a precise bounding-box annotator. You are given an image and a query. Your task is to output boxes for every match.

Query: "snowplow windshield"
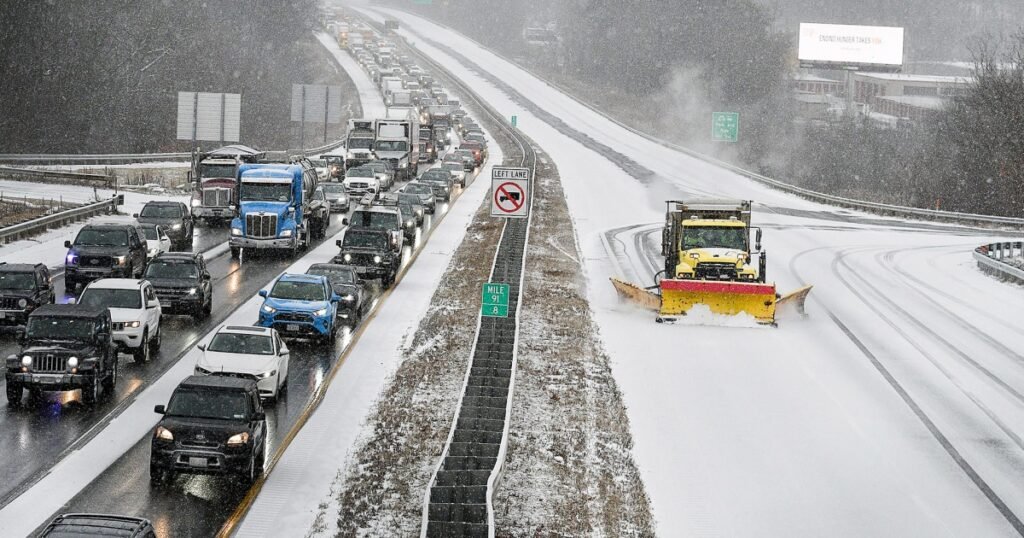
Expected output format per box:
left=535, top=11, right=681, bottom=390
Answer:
left=681, top=226, right=747, bottom=251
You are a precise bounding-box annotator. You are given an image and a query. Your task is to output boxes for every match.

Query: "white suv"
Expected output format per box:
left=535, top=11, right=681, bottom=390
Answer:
left=76, top=278, right=162, bottom=363
left=195, top=326, right=290, bottom=401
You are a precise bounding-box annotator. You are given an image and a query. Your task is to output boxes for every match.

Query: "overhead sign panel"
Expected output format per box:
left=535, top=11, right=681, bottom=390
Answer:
left=176, top=92, right=241, bottom=142
left=798, top=23, right=904, bottom=71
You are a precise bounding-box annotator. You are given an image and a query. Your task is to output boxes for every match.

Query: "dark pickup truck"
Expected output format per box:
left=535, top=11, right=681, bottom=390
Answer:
left=334, top=229, right=400, bottom=288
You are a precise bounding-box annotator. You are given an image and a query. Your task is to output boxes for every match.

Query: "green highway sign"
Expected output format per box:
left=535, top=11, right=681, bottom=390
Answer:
left=511, top=115, right=518, bottom=128
left=712, top=112, right=739, bottom=142
left=481, top=282, right=510, bottom=318
left=413, top=0, right=432, bottom=4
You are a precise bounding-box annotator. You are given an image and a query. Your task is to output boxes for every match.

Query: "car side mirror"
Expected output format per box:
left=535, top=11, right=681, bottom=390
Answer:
left=147, top=299, right=159, bottom=309
left=755, top=228, right=763, bottom=246
left=202, top=273, right=211, bottom=281
left=342, top=217, right=349, bottom=226
left=196, top=344, right=206, bottom=351
left=253, top=411, right=266, bottom=422
left=132, top=213, right=139, bottom=219
left=280, top=343, right=289, bottom=355
left=96, top=331, right=109, bottom=343
left=331, top=293, right=342, bottom=302
left=15, top=329, right=25, bottom=344
left=154, top=404, right=166, bottom=414
left=64, top=240, right=72, bottom=249
left=258, top=290, right=268, bottom=298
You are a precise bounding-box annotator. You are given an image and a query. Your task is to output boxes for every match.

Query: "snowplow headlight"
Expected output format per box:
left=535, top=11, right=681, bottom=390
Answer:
left=689, top=253, right=700, bottom=259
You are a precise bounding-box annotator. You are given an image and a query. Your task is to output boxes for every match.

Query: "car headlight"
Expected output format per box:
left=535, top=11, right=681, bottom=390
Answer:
left=416, top=209, right=423, bottom=217
left=257, top=370, right=277, bottom=379
left=405, top=219, right=414, bottom=228
left=17, top=298, right=28, bottom=308
left=66, top=252, right=78, bottom=266
left=262, top=304, right=276, bottom=314
left=689, top=253, right=700, bottom=259
left=343, top=253, right=352, bottom=262
left=21, top=355, right=32, bottom=367
left=373, top=255, right=382, bottom=264
left=280, top=229, right=293, bottom=238
left=231, top=227, right=242, bottom=236
left=191, top=198, right=202, bottom=207
left=342, top=294, right=355, bottom=302
left=125, top=320, right=141, bottom=328
left=314, top=307, right=329, bottom=317
left=113, top=255, right=127, bottom=266
left=155, top=426, right=174, bottom=442
left=226, top=432, right=250, bottom=447
left=187, top=288, right=197, bottom=295
left=195, top=365, right=211, bottom=375
left=171, top=223, right=182, bottom=230
left=67, top=356, right=79, bottom=368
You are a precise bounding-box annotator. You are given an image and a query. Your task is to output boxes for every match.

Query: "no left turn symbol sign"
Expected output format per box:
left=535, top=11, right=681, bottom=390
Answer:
left=494, top=182, right=525, bottom=213
left=490, top=166, right=530, bottom=219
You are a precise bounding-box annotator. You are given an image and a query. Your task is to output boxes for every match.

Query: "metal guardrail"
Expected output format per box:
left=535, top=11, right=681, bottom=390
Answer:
left=974, top=241, right=1024, bottom=283
left=0, top=195, right=120, bottom=244
left=0, top=153, right=190, bottom=165
left=0, top=166, right=113, bottom=186
left=388, top=8, right=1024, bottom=230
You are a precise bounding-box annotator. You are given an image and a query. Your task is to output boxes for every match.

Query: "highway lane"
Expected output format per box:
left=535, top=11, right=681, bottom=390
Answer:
left=46, top=165, right=478, bottom=537
left=0, top=216, right=350, bottom=509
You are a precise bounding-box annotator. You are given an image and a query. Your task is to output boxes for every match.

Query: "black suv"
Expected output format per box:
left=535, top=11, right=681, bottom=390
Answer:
left=5, top=304, right=116, bottom=406
left=134, top=201, right=194, bottom=251
left=0, top=263, right=54, bottom=326
left=151, top=375, right=267, bottom=485
left=346, top=205, right=406, bottom=254
left=40, top=514, right=156, bottom=538
left=143, top=252, right=213, bottom=319
left=334, top=229, right=400, bottom=288
left=64, top=223, right=148, bottom=291
left=306, top=263, right=370, bottom=325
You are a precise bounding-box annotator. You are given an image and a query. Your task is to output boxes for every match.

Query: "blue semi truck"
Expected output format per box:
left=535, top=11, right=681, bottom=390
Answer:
left=229, top=163, right=323, bottom=260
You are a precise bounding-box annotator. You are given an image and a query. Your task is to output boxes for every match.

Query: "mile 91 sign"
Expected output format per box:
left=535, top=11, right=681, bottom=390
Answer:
left=490, top=166, right=530, bottom=219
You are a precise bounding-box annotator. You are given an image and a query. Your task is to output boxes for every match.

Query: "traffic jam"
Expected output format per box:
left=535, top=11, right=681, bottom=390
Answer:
left=1, top=15, right=488, bottom=507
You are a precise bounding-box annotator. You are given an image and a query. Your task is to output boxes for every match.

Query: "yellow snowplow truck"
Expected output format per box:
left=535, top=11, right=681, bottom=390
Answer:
left=612, top=199, right=811, bottom=325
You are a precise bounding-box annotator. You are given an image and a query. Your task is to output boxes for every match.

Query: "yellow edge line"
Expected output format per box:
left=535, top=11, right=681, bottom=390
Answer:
left=215, top=173, right=480, bottom=537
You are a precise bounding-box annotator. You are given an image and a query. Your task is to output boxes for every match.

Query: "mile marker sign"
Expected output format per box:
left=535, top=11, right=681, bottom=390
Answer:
left=490, top=166, right=530, bottom=219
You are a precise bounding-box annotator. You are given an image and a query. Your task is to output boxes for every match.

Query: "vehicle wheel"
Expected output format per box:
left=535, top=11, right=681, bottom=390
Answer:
left=133, top=330, right=150, bottom=363
left=150, top=325, right=162, bottom=351
left=82, top=373, right=100, bottom=405
left=6, top=384, right=22, bottom=407
left=200, top=295, right=212, bottom=319
left=28, top=386, right=42, bottom=403
left=230, top=247, right=241, bottom=260
left=242, top=453, right=257, bottom=485
left=101, top=361, right=117, bottom=394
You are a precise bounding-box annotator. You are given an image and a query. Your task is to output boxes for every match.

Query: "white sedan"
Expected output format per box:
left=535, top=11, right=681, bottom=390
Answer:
left=195, top=325, right=290, bottom=402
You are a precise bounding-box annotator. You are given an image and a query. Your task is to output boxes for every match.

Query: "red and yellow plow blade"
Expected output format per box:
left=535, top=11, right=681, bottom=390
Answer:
left=660, top=279, right=777, bottom=324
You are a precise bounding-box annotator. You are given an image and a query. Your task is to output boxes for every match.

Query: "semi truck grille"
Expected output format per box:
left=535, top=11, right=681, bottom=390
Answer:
left=202, top=188, right=231, bottom=207
left=35, top=354, right=68, bottom=373
left=245, top=214, right=277, bottom=239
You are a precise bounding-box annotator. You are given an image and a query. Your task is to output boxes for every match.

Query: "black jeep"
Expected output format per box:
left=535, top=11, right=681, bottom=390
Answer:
left=150, top=375, right=267, bottom=485
left=143, top=252, right=213, bottom=319
left=134, top=201, right=194, bottom=251
left=0, top=263, right=54, bottom=326
left=64, top=223, right=148, bottom=291
left=5, top=304, right=116, bottom=406
left=334, top=229, right=400, bottom=288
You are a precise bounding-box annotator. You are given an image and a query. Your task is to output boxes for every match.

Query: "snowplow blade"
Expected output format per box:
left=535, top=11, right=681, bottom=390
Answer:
left=776, top=285, right=813, bottom=317
left=660, top=279, right=777, bottom=324
left=610, top=277, right=661, bottom=312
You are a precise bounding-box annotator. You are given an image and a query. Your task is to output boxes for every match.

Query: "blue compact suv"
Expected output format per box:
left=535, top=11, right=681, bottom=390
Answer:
left=257, top=274, right=341, bottom=343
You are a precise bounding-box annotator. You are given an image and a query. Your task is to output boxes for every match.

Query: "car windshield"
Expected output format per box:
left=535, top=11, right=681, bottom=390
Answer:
left=322, top=184, right=346, bottom=194
left=348, top=138, right=373, bottom=149
left=681, top=226, right=748, bottom=251
left=443, top=163, right=462, bottom=172
left=400, top=204, right=416, bottom=217
left=375, top=140, right=408, bottom=152
left=74, top=228, right=127, bottom=247
left=198, top=163, right=236, bottom=179
left=366, top=164, right=387, bottom=173
left=207, top=333, right=274, bottom=355
left=0, top=272, right=36, bottom=290
left=145, top=260, right=198, bottom=279
left=421, top=173, right=448, bottom=183
left=166, top=389, right=249, bottom=420
left=240, top=182, right=291, bottom=202
left=269, top=280, right=326, bottom=301
left=26, top=316, right=95, bottom=340
left=349, top=211, right=398, bottom=230
left=78, top=288, right=142, bottom=309
left=142, top=227, right=160, bottom=241
left=398, top=194, right=422, bottom=205
left=309, top=159, right=327, bottom=167
left=346, top=168, right=374, bottom=178
left=308, top=266, right=356, bottom=285
left=343, top=232, right=388, bottom=249
left=140, top=205, right=182, bottom=218
left=404, top=184, right=432, bottom=195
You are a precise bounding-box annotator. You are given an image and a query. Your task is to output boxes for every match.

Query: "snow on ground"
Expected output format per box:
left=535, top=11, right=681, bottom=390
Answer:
left=315, top=32, right=387, bottom=120
left=367, top=8, right=1024, bottom=536
left=0, top=188, right=187, bottom=269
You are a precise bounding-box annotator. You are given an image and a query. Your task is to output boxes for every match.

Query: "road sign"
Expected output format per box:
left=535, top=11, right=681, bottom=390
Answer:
left=511, top=115, right=518, bottom=128
left=482, top=282, right=510, bottom=318
left=712, top=112, right=739, bottom=142
left=176, top=92, right=241, bottom=144
left=490, top=167, right=530, bottom=219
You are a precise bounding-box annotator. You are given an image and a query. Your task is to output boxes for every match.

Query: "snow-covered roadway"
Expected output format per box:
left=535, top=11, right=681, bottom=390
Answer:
left=365, top=7, right=1024, bottom=536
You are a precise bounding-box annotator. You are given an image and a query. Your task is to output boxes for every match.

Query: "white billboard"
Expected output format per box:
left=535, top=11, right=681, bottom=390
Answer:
left=798, top=23, right=904, bottom=70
